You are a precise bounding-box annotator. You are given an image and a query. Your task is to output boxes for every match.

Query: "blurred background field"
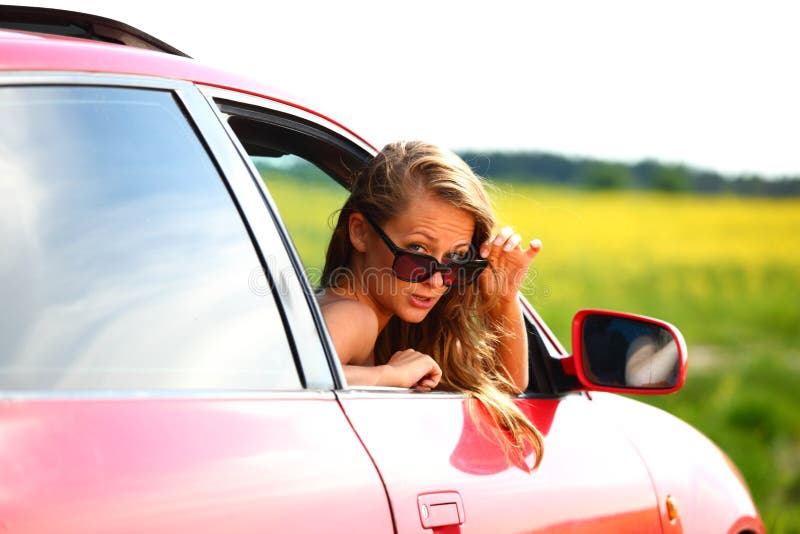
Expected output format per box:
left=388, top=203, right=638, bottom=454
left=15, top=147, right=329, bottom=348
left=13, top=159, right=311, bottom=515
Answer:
left=261, top=165, right=800, bottom=531
left=491, top=182, right=800, bottom=532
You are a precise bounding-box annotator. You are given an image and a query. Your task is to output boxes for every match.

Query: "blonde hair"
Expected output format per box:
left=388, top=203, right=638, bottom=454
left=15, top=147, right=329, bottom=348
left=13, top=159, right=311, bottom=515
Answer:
left=322, top=140, right=544, bottom=469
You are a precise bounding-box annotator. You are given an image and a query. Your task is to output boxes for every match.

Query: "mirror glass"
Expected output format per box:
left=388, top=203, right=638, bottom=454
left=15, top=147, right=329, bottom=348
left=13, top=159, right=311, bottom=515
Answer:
left=581, top=314, right=680, bottom=389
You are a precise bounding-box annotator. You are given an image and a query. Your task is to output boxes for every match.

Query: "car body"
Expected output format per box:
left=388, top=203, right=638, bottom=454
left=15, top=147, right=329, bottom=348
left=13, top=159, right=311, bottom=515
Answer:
left=0, top=7, right=764, bottom=534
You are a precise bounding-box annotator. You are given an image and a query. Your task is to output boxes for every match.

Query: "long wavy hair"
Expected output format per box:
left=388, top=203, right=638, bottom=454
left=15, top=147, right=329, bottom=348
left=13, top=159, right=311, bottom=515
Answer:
left=321, top=140, right=544, bottom=469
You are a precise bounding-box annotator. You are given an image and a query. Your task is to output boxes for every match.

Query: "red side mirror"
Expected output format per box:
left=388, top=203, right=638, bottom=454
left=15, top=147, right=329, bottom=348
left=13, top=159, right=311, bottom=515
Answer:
left=568, top=309, right=688, bottom=395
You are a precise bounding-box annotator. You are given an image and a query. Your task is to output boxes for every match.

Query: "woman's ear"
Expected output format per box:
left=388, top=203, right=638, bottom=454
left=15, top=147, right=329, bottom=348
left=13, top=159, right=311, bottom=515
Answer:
left=348, top=212, right=369, bottom=253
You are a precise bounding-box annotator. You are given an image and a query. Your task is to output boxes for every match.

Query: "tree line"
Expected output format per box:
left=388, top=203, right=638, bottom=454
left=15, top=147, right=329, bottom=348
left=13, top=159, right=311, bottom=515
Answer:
left=457, top=151, right=800, bottom=196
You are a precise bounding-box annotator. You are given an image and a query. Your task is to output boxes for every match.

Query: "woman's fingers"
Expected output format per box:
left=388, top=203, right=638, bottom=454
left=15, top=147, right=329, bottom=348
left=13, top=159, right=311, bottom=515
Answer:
left=482, top=227, right=540, bottom=258
left=481, top=226, right=512, bottom=257
left=421, top=357, right=442, bottom=386
left=493, top=226, right=513, bottom=246
left=503, top=233, right=522, bottom=251
left=388, top=349, right=442, bottom=388
left=525, top=238, right=543, bottom=258
left=478, top=226, right=543, bottom=301
left=414, top=377, right=438, bottom=390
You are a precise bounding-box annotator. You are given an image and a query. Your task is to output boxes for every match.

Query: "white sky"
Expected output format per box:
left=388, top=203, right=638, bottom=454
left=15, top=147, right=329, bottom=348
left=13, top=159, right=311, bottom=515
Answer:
left=22, top=0, right=800, bottom=177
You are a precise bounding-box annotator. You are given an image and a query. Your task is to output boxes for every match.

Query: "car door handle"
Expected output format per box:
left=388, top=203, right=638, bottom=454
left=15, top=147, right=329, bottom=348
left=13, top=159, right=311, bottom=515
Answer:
left=417, top=491, right=465, bottom=529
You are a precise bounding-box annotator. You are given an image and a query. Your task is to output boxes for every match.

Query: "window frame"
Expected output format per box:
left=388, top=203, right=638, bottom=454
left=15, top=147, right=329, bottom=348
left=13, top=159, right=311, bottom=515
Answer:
left=198, top=85, right=572, bottom=396
left=200, top=85, right=362, bottom=390
left=0, top=72, right=307, bottom=394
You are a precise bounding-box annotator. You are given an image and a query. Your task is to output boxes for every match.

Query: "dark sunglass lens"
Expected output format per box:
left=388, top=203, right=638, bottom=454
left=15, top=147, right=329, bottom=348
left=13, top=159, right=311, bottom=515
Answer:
left=451, top=262, right=486, bottom=287
left=441, top=269, right=457, bottom=287
left=394, top=253, right=435, bottom=282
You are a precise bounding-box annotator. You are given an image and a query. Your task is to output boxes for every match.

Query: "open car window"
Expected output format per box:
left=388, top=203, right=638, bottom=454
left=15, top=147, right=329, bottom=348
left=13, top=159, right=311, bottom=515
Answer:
left=250, top=154, right=348, bottom=283
left=214, top=97, right=553, bottom=395
left=214, top=100, right=368, bottom=283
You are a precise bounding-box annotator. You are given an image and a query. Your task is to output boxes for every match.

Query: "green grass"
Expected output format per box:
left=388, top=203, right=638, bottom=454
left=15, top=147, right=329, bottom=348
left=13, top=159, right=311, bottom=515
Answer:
left=528, top=262, right=800, bottom=349
left=259, top=168, right=800, bottom=531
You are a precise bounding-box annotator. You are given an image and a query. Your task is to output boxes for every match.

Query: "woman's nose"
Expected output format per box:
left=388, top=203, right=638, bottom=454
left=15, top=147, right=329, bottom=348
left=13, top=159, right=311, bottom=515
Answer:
left=427, top=270, right=446, bottom=289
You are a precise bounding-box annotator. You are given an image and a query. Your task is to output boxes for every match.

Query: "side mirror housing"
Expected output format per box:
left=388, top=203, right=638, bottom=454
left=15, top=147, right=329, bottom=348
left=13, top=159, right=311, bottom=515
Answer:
left=569, top=309, right=688, bottom=394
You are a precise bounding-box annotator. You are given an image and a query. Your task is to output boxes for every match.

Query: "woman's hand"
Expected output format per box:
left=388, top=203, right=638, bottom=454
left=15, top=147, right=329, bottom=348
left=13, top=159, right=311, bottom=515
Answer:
left=478, top=226, right=542, bottom=304
left=384, top=349, right=442, bottom=390
left=476, top=226, right=540, bottom=391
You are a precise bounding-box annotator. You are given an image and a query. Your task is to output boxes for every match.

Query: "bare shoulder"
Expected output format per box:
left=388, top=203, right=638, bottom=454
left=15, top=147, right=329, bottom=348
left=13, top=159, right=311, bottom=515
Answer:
left=319, top=296, right=378, bottom=325
left=317, top=292, right=379, bottom=365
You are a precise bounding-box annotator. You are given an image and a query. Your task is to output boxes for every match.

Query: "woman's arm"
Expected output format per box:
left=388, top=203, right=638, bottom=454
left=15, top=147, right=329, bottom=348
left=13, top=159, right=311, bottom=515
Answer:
left=489, top=297, right=529, bottom=391
left=343, top=362, right=396, bottom=386
left=344, top=349, right=442, bottom=389
left=320, top=299, right=442, bottom=389
left=480, top=226, right=542, bottom=392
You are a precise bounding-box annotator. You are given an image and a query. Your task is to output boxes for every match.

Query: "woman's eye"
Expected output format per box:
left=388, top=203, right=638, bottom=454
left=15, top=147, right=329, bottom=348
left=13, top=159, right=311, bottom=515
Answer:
left=445, top=251, right=468, bottom=262
left=407, top=243, right=426, bottom=253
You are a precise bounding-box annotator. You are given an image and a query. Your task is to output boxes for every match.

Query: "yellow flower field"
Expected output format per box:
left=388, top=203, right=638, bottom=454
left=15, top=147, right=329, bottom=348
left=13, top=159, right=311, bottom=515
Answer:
left=492, top=182, right=800, bottom=271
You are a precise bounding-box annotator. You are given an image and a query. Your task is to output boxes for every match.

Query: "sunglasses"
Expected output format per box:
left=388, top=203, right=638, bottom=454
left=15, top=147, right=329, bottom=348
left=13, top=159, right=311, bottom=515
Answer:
left=363, top=214, right=488, bottom=287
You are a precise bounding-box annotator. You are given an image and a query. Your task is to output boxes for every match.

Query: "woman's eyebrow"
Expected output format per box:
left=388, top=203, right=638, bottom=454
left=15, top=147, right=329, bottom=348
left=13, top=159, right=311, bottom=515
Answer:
left=408, top=231, right=437, bottom=242
left=407, top=231, right=471, bottom=248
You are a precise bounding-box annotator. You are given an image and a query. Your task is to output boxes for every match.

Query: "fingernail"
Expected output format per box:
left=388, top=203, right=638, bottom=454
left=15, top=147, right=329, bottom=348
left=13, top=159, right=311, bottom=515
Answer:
left=480, top=246, right=489, bottom=257
left=531, top=239, right=542, bottom=249
left=503, top=243, right=513, bottom=251
left=493, top=235, right=504, bottom=245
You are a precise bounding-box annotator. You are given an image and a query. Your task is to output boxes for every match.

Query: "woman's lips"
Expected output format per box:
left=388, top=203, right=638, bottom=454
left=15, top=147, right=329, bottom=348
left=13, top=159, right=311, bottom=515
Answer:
left=408, top=293, right=436, bottom=309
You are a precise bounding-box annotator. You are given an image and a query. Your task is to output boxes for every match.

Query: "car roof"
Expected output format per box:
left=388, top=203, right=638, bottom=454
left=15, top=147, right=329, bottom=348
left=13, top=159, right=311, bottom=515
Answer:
left=0, top=7, right=373, bottom=149
left=0, top=5, right=190, bottom=56
left=0, top=27, right=293, bottom=99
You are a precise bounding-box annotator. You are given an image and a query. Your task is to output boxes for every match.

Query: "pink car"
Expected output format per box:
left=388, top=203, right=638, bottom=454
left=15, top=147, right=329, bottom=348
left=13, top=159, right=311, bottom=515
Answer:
left=0, top=6, right=763, bottom=533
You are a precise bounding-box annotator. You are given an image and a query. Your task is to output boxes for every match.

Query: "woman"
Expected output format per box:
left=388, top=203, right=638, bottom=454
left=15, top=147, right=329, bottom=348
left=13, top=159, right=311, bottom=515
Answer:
left=318, top=140, right=544, bottom=466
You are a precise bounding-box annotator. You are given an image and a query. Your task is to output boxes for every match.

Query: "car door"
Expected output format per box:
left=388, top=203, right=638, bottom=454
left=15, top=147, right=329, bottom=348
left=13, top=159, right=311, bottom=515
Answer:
left=0, top=74, right=392, bottom=533
left=337, top=304, right=664, bottom=533
left=206, top=88, right=664, bottom=533
left=339, top=376, right=663, bottom=533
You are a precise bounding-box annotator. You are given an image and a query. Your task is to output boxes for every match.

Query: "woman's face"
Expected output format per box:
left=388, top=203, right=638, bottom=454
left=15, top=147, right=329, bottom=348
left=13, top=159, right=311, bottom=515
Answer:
left=359, top=191, right=476, bottom=324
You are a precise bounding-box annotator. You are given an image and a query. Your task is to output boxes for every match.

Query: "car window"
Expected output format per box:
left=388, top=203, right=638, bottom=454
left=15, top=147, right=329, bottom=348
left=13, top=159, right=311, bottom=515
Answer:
left=216, top=102, right=366, bottom=285
left=217, top=102, right=555, bottom=394
left=252, top=154, right=349, bottom=284
left=0, top=85, right=299, bottom=391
